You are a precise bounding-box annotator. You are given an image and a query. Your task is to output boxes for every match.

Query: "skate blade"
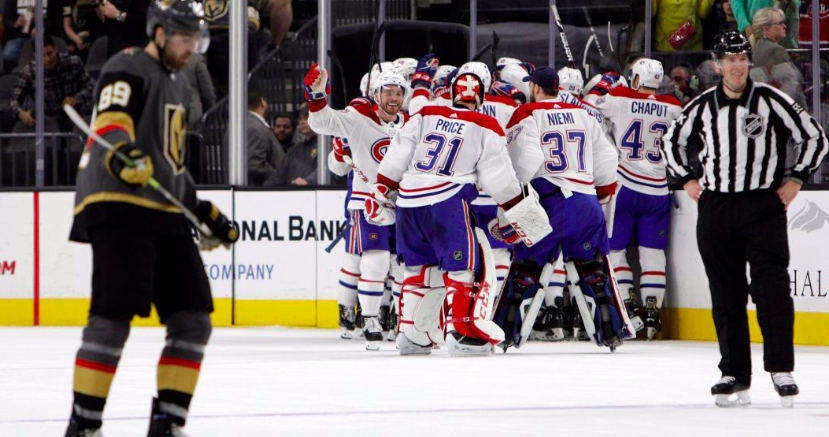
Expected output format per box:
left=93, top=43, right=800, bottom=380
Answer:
left=532, top=328, right=566, bottom=342
left=780, top=396, right=795, bottom=408
left=366, top=341, right=380, bottom=351
left=714, top=391, right=751, bottom=408
left=340, top=328, right=354, bottom=340
left=448, top=346, right=494, bottom=357
left=398, top=346, right=431, bottom=356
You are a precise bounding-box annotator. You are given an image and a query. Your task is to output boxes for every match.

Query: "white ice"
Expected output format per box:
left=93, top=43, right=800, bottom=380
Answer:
left=1, top=327, right=827, bottom=437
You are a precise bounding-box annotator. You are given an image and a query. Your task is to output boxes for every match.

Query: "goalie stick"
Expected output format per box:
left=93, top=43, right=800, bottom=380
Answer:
left=64, top=104, right=214, bottom=238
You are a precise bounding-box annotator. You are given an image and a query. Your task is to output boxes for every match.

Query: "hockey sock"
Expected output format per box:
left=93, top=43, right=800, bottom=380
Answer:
left=639, top=247, right=666, bottom=307
left=71, top=315, right=130, bottom=429
left=358, top=250, right=391, bottom=317
left=338, top=252, right=361, bottom=308
left=609, top=249, right=634, bottom=302
left=156, top=311, right=211, bottom=426
left=543, top=259, right=567, bottom=308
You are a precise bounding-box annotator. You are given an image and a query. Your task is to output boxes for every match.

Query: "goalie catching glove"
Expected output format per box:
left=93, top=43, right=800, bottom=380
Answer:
left=490, top=192, right=552, bottom=247
left=105, top=142, right=153, bottom=189
left=303, top=63, right=330, bottom=101
left=193, top=200, right=239, bottom=251
left=365, top=183, right=396, bottom=226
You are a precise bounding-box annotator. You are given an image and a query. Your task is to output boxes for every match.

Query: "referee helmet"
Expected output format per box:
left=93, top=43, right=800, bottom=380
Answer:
left=711, top=31, right=751, bottom=60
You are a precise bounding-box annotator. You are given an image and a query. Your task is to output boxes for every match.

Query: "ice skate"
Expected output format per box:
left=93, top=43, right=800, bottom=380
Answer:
left=643, top=296, right=661, bottom=340
left=771, top=372, right=799, bottom=408
left=378, top=305, right=391, bottom=333
left=571, top=309, right=589, bottom=341
left=65, top=421, right=103, bottom=437
left=147, top=398, right=190, bottom=437
left=624, top=290, right=644, bottom=332
left=386, top=307, right=398, bottom=341
left=711, top=376, right=751, bottom=408
left=446, top=331, right=494, bottom=357
left=363, top=316, right=384, bottom=351
left=338, top=304, right=356, bottom=340
left=531, top=304, right=565, bottom=341
left=353, top=303, right=365, bottom=339
left=396, top=332, right=432, bottom=355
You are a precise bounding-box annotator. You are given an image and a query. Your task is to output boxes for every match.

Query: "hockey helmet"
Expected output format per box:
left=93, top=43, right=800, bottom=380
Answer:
left=451, top=72, right=486, bottom=110
left=459, top=62, right=492, bottom=92
left=557, top=67, right=585, bottom=95
left=359, top=72, right=370, bottom=96
left=496, top=57, right=522, bottom=67
left=628, top=58, right=664, bottom=90
left=711, top=31, right=752, bottom=60
left=498, top=63, right=531, bottom=100
left=434, top=65, right=457, bottom=85
left=372, top=71, right=409, bottom=108
left=393, top=57, right=418, bottom=80
left=146, top=0, right=210, bottom=53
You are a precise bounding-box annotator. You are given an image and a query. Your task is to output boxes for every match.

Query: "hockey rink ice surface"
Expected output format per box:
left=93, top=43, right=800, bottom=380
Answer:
left=1, top=327, right=828, bottom=436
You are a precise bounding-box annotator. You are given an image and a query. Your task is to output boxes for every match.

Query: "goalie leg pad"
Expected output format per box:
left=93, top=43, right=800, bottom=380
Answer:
left=574, top=254, right=626, bottom=347
left=399, top=265, right=446, bottom=347
left=446, top=270, right=505, bottom=345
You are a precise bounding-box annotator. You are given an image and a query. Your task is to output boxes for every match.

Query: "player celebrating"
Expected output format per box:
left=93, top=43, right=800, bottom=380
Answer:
left=584, top=59, right=682, bottom=338
left=305, top=65, right=409, bottom=350
left=65, top=1, right=238, bottom=436
left=506, top=67, right=626, bottom=349
left=367, top=71, right=548, bottom=356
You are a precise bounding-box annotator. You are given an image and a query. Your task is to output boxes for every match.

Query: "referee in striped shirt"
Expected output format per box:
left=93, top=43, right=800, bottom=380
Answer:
left=663, top=31, right=828, bottom=407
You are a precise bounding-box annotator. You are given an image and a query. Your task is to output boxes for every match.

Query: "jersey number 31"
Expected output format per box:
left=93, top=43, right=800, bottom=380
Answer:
left=415, top=133, right=464, bottom=176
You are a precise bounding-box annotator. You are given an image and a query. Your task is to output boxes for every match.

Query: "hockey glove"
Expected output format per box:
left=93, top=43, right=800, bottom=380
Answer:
left=332, top=137, right=351, bottom=162
left=596, top=182, right=617, bottom=205
left=491, top=80, right=526, bottom=104
left=105, top=142, right=153, bottom=189
left=365, top=184, right=396, bottom=226
left=303, top=63, right=330, bottom=101
left=412, top=53, right=439, bottom=90
left=489, top=207, right=521, bottom=245
left=193, top=200, right=239, bottom=251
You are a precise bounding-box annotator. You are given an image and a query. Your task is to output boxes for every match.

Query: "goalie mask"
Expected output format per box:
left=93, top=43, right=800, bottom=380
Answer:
left=459, top=61, right=492, bottom=92
left=451, top=73, right=486, bottom=110
left=628, top=58, right=664, bottom=90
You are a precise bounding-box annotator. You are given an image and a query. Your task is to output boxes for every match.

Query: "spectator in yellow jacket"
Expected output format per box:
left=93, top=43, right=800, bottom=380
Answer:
left=652, top=0, right=715, bottom=52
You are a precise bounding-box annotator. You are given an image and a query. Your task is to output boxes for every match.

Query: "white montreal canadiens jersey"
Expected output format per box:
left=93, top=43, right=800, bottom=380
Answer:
left=506, top=100, right=618, bottom=195
left=408, top=90, right=518, bottom=206
left=308, top=101, right=407, bottom=209
left=556, top=91, right=608, bottom=133
left=378, top=105, right=521, bottom=208
left=586, top=87, right=682, bottom=195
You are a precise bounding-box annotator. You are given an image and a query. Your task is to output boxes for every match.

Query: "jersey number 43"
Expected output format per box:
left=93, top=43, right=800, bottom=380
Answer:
left=620, top=120, right=668, bottom=163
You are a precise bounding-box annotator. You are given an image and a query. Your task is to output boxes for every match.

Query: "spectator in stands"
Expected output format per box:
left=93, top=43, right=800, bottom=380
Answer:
left=272, top=113, right=294, bottom=151
left=652, top=0, right=716, bottom=52
left=703, top=0, right=739, bottom=48
left=668, top=64, right=702, bottom=105
left=2, top=0, right=64, bottom=68
left=181, top=51, right=215, bottom=129
left=695, top=58, right=721, bottom=90
left=205, top=0, right=268, bottom=98
left=276, top=106, right=318, bottom=186
left=8, top=34, right=94, bottom=131
left=63, top=0, right=106, bottom=60
left=749, top=7, right=808, bottom=107
left=99, top=0, right=149, bottom=57
left=246, top=87, right=285, bottom=187
left=732, top=0, right=800, bottom=49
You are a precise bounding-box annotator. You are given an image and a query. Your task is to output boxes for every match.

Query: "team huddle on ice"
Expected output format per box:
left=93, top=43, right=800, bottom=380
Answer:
left=303, top=52, right=682, bottom=356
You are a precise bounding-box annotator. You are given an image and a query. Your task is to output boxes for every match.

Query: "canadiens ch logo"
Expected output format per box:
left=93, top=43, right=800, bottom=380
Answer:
left=742, top=113, right=765, bottom=139
left=371, top=138, right=390, bottom=163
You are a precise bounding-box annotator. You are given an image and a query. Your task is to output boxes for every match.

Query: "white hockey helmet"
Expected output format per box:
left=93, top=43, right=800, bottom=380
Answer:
left=557, top=67, right=584, bottom=96
left=434, top=65, right=456, bottom=84
left=459, top=61, right=492, bottom=92
left=372, top=71, right=409, bottom=105
left=496, top=57, right=522, bottom=67
left=393, top=57, right=418, bottom=80
left=359, top=72, right=370, bottom=96
left=498, top=63, right=531, bottom=100
left=629, top=58, right=664, bottom=90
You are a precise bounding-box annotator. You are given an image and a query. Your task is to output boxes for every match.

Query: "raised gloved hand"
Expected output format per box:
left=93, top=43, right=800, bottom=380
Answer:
left=412, top=53, right=439, bottom=89
left=193, top=200, right=239, bottom=251
left=332, top=137, right=351, bottom=163
left=490, top=80, right=526, bottom=104
left=365, top=184, right=396, bottom=226
left=303, top=63, right=330, bottom=101
left=105, top=143, right=153, bottom=189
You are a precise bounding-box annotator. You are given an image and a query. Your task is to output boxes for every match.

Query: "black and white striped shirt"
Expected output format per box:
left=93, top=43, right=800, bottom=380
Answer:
left=663, top=79, right=828, bottom=192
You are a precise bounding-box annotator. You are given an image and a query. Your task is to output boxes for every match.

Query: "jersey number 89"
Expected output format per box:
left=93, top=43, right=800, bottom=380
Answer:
left=97, top=81, right=131, bottom=111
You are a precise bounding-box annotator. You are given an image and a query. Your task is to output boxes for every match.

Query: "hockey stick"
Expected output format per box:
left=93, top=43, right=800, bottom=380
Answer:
left=324, top=221, right=351, bottom=253
left=327, top=49, right=349, bottom=105
left=365, top=21, right=387, bottom=96
left=582, top=6, right=624, bottom=74
left=64, top=105, right=214, bottom=237
left=490, top=31, right=500, bottom=78
left=470, top=43, right=493, bottom=62
left=551, top=5, right=575, bottom=69
left=426, top=25, right=433, bottom=54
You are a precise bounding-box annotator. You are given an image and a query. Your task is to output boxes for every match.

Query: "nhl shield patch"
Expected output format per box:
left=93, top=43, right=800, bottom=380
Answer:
left=742, top=113, right=765, bottom=139
left=453, top=251, right=463, bottom=261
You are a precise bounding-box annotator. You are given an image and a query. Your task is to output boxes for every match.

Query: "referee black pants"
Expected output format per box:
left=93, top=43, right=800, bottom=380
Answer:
left=696, top=189, right=794, bottom=386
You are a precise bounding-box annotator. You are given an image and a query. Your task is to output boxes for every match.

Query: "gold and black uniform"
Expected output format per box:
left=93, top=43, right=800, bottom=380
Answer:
left=70, top=47, right=211, bottom=322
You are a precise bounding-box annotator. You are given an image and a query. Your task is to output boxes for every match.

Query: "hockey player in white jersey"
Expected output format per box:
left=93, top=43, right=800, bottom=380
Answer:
left=584, top=58, right=682, bottom=339
left=304, top=63, right=409, bottom=350
left=366, top=72, right=549, bottom=356
left=506, top=67, right=629, bottom=349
